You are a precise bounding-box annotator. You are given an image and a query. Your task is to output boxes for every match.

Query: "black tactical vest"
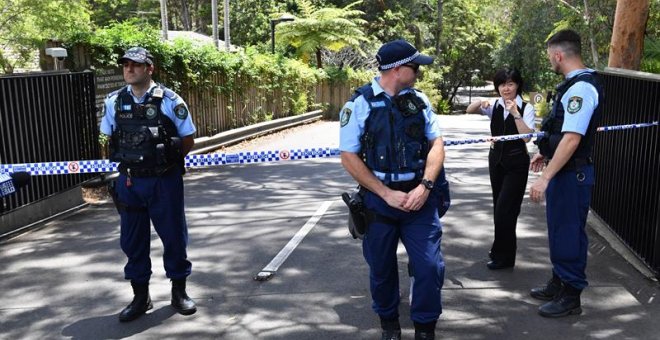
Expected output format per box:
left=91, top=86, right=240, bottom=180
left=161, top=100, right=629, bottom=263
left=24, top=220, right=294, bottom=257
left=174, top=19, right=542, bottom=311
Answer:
left=490, top=100, right=528, bottom=164
left=352, top=84, right=428, bottom=180
left=538, top=71, right=603, bottom=160
left=109, top=85, right=182, bottom=174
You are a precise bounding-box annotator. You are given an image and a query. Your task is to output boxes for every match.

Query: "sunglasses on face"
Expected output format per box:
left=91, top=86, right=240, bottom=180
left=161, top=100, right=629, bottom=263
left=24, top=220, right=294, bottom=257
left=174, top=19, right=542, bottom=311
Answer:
left=402, top=63, right=420, bottom=74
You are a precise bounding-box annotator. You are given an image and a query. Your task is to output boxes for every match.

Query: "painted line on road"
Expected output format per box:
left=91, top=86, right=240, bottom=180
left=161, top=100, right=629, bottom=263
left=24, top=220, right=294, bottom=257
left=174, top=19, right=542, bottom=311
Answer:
left=254, top=200, right=334, bottom=281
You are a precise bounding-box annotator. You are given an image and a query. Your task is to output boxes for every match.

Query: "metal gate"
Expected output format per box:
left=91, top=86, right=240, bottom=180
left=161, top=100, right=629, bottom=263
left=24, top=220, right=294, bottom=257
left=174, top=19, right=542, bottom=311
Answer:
left=0, top=71, right=99, bottom=214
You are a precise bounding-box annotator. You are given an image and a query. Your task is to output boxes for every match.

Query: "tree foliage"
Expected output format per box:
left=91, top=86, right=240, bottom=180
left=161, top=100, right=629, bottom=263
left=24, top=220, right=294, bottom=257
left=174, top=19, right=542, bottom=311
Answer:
left=275, top=0, right=368, bottom=68
left=0, top=0, right=91, bottom=73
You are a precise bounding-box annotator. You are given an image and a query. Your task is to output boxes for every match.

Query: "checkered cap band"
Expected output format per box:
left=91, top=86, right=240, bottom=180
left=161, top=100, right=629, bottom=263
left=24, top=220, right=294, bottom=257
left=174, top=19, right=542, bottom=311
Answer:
left=378, top=51, right=420, bottom=70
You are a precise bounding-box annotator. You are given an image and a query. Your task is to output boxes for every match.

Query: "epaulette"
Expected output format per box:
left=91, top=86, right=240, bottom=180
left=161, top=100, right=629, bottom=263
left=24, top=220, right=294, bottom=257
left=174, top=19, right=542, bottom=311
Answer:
left=106, top=86, right=127, bottom=99
left=349, top=83, right=374, bottom=102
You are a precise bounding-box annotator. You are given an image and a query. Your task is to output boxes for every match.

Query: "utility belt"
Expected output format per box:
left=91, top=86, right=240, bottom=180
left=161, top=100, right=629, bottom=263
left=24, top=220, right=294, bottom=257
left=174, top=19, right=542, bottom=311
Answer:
left=372, top=171, right=420, bottom=192
left=118, top=164, right=178, bottom=178
left=386, top=179, right=421, bottom=193
left=553, top=157, right=593, bottom=172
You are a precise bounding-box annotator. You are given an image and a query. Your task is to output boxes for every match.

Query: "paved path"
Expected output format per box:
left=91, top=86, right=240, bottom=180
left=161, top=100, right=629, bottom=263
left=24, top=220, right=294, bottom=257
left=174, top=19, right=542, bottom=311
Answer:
left=1, top=116, right=659, bottom=339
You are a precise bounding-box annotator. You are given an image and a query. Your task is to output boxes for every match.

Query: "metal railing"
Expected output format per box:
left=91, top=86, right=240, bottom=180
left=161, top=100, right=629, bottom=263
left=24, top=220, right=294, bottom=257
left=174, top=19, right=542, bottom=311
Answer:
left=0, top=71, right=99, bottom=214
left=592, top=68, right=660, bottom=276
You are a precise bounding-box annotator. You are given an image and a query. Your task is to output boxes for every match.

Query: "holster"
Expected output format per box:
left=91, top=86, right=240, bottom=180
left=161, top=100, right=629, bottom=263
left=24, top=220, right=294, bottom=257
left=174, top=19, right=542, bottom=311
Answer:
left=436, top=178, right=451, bottom=218
left=107, top=179, right=147, bottom=213
left=107, top=180, right=121, bottom=214
left=342, top=188, right=368, bottom=239
left=436, top=168, right=451, bottom=218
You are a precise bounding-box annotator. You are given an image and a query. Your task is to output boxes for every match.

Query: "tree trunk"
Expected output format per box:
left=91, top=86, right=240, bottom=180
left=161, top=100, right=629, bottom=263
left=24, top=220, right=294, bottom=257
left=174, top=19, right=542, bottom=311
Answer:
left=180, top=0, right=191, bottom=31
left=435, top=0, right=443, bottom=56
left=608, top=0, right=650, bottom=69
left=316, top=49, right=323, bottom=68
left=582, top=0, right=599, bottom=68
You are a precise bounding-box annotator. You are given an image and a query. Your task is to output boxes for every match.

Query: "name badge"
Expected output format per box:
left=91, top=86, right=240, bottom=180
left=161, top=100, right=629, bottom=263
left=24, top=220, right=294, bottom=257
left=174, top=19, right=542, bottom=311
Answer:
left=371, top=101, right=386, bottom=108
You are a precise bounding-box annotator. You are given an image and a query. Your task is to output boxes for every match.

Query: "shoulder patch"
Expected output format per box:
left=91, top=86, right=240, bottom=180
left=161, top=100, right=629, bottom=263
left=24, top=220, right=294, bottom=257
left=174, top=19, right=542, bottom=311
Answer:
left=174, top=103, right=189, bottom=119
left=567, top=96, right=583, bottom=114
left=340, top=107, right=352, bottom=127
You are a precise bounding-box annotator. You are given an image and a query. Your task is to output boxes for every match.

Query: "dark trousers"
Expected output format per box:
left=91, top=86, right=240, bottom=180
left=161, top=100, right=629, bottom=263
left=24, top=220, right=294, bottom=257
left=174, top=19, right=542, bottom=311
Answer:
left=362, top=188, right=444, bottom=324
left=546, top=165, right=594, bottom=289
left=488, top=151, right=530, bottom=262
left=116, top=168, right=192, bottom=284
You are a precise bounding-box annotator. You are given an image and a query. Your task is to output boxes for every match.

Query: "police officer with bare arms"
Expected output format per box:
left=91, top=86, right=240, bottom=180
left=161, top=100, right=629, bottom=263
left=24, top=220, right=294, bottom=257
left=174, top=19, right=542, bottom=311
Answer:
left=100, top=47, right=197, bottom=322
left=529, top=29, right=603, bottom=318
left=340, top=39, right=447, bottom=340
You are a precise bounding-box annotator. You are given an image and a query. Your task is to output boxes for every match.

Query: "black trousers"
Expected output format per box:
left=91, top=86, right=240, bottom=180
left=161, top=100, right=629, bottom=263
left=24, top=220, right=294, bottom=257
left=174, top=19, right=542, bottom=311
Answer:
left=488, top=150, right=530, bottom=262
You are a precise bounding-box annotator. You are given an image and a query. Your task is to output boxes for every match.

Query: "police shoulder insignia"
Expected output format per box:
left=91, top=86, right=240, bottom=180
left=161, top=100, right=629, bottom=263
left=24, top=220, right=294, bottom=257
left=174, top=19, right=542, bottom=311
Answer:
left=567, top=96, right=583, bottom=114
left=340, top=107, right=352, bottom=127
left=174, top=104, right=189, bottom=119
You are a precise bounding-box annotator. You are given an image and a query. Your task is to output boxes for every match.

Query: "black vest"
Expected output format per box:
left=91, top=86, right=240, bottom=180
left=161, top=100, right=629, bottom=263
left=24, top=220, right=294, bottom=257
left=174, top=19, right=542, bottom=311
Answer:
left=538, top=71, right=603, bottom=160
left=351, top=84, right=428, bottom=180
left=490, top=100, right=528, bottom=163
left=109, top=85, right=182, bottom=173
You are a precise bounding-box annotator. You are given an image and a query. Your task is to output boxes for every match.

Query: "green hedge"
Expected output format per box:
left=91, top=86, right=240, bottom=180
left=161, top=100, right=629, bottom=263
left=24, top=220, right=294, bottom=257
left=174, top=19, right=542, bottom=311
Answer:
left=66, top=21, right=370, bottom=115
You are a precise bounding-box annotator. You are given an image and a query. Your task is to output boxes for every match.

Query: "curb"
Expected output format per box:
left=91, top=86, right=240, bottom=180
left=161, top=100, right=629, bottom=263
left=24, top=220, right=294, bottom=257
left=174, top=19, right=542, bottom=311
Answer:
left=190, top=110, right=324, bottom=155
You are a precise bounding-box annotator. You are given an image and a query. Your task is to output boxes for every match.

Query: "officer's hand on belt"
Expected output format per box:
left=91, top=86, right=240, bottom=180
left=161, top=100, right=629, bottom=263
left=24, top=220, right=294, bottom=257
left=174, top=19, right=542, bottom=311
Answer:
left=383, top=189, right=412, bottom=212
left=401, top=185, right=430, bottom=211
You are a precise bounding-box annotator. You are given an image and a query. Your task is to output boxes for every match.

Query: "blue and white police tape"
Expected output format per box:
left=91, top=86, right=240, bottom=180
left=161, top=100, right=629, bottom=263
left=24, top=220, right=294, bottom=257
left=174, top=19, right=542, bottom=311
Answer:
left=1, top=121, right=657, bottom=176
left=596, top=121, right=658, bottom=132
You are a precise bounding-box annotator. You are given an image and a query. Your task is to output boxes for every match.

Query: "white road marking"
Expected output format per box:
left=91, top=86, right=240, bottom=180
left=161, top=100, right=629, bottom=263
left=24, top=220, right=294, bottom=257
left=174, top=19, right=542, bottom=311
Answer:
left=254, top=200, right=334, bottom=281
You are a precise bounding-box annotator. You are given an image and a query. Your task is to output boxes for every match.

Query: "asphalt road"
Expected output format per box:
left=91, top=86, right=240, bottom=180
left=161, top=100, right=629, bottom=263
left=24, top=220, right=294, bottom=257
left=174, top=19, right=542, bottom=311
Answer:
left=1, top=116, right=659, bottom=340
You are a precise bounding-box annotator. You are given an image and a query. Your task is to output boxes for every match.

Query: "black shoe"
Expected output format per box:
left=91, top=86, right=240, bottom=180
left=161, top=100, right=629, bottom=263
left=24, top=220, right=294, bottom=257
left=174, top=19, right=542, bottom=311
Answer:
left=171, top=278, right=197, bottom=315
left=414, top=321, right=436, bottom=340
left=486, top=259, right=514, bottom=270
left=118, top=282, right=153, bottom=322
left=380, top=317, right=401, bottom=340
left=381, top=329, right=402, bottom=340
left=415, top=330, right=435, bottom=340
left=538, top=284, right=582, bottom=317
left=530, top=274, right=562, bottom=301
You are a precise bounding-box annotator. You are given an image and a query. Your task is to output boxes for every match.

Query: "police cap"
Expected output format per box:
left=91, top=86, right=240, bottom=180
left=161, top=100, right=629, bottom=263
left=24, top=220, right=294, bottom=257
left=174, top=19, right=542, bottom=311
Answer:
left=376, top=39, right=434, bottom=71
left=118, top=47, right=154, bottom=65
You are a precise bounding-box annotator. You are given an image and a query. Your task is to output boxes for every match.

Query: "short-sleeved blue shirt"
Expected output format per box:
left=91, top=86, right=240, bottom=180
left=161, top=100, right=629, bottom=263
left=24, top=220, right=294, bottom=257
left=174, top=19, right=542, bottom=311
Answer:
left=339, top=77, right=442, bottom=153
left=100, top=83, right=196, bottom=137
left=561, top=69, right=599, bottom=136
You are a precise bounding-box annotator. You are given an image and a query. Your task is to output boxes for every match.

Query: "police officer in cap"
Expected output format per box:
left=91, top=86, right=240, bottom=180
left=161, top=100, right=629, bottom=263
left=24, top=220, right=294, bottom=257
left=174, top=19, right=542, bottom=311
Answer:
left=529, top=29, right=603, bottom=317
left=339, top=39, right=446, bottom=340
left=100, top=47, right=197, bottom=321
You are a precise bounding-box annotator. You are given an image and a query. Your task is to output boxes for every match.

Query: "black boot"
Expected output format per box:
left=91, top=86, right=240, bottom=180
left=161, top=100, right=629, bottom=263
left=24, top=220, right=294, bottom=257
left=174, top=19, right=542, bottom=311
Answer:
left=380, top=317, right=401, bottom=340
left=414, top=321, right=436, bottom=339
left=171, top=278, right=197, bottom=315
left=118, top=282, right=153, bottom=322
left=538, top=283, right=582, bottom=318
left=530, top=273, right=562, bottom=301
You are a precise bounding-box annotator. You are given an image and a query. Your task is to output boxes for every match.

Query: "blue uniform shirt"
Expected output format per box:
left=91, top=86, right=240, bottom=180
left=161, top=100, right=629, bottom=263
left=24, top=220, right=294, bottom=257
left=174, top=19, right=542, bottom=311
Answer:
left=339, top=77, right=442, bottom=153
left=561, top=69, right=599, bottom=136
left=100, top=83, right=197, bottom=137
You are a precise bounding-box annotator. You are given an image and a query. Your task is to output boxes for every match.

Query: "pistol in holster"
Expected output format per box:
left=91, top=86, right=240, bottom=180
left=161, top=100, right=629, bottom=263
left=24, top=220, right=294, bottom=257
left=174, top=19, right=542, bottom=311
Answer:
left=107, top=179, right=121, bottom=214
left=341, top=188, right=368, bottom=239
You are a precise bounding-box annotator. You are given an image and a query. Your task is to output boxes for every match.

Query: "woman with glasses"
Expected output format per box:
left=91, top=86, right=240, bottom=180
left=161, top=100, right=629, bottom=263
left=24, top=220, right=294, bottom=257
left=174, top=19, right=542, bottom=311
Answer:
left=466, top=68, right=536, bottom=270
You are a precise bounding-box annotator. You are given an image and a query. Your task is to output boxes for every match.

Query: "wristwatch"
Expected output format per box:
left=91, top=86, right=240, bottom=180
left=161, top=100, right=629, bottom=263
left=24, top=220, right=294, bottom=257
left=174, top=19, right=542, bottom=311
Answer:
left=513, top=114, right=522, bottom=120
left=421, top=178, right=434, bottom=190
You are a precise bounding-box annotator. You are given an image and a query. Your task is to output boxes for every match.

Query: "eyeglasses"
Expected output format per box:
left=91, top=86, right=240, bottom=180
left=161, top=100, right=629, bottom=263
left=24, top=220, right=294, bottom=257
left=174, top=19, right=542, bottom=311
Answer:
left=402, top=63, right=420, bottom=74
